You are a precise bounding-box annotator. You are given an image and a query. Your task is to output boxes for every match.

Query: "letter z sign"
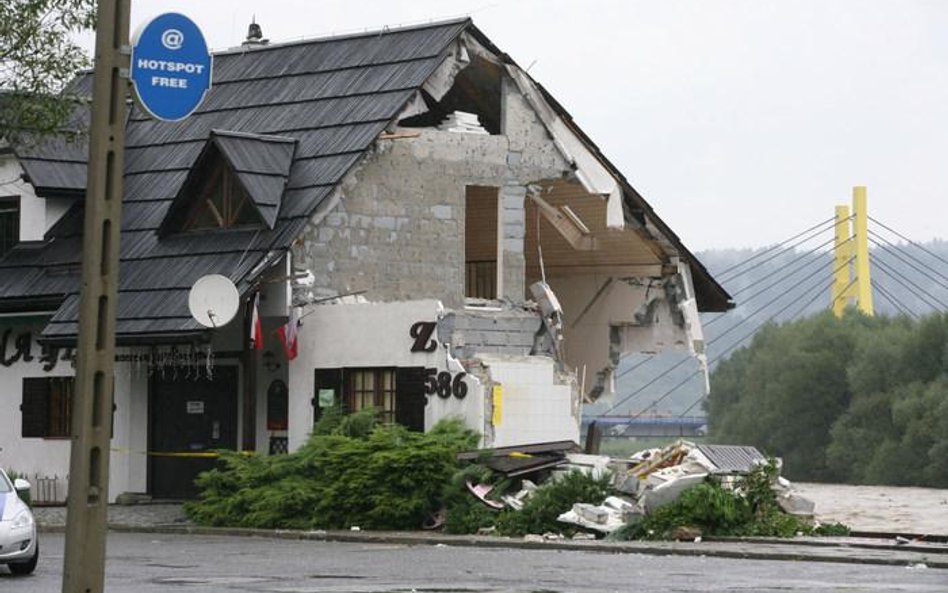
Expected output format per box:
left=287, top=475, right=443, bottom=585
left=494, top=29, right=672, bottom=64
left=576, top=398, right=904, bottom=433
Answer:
left=131, top=13, right=212, bottom=122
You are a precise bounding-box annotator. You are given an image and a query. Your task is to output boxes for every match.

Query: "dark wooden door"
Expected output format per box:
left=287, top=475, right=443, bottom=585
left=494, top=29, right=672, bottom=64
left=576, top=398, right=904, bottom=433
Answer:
left=149, top=366, right=238, bottom=499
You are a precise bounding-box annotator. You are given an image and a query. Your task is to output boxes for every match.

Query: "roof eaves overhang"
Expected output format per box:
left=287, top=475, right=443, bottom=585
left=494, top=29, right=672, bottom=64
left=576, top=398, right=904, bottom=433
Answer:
left=0, top=296, right=64, bottom=316
left=40, top=329, right=210, bottom=348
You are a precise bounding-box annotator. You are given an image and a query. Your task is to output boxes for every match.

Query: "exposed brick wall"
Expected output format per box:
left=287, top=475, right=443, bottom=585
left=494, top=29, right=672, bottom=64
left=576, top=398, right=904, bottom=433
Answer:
left=292, top=77, right=569, bottom=309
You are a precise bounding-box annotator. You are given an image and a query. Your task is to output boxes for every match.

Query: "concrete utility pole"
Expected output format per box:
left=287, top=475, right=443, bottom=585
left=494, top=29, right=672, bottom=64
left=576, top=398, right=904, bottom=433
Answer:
left=62, top=0, right=130, bottom=592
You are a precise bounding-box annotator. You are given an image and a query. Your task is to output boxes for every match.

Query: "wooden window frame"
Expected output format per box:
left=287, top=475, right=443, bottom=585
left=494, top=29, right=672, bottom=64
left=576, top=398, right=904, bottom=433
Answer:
left=347, top=368, right=396, bottom=425
left=313, top=367, right=427, bottom=431
left=0, top=196, right=20, bottom=258
left=21, top=376, right=75, bottom=438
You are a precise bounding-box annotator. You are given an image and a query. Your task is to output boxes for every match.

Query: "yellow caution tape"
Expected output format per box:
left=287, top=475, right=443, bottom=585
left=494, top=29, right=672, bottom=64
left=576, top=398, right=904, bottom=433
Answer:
left=110, top=447, right=254, bottom=459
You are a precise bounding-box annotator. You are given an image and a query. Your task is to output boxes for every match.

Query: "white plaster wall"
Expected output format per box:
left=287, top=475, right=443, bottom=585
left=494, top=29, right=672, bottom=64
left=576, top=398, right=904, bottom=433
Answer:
left=550, top=273, right=649, bottom=386
left=108, top=357, right=149, bottom=497
left=44, top=197, right=75, bottom=233
left=286, top=300, right=484, bottom=451
left=0, top=319, right=73, bottom=496
left=0, top=157, right=76, bottom=239
left=481, top=355, right=579, bottom=447
left=0, top=157, right=44, bottom=240
left=550, top=272, right=703, bottom=400
left=0, top=318, right=147, bottom=502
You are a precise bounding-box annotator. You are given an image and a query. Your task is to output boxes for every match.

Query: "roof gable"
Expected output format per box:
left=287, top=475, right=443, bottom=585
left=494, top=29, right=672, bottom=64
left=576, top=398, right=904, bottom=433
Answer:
left=160, top=130, right=296, bottom=233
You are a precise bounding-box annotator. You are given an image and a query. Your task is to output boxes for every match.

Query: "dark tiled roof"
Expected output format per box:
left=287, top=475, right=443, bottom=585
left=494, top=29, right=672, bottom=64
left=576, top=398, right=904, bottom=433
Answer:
left=3, top=16, right=732, bottom=342
left=1, top=18, right=471, bottom=342
left=15, top=90, right=93, bottom=196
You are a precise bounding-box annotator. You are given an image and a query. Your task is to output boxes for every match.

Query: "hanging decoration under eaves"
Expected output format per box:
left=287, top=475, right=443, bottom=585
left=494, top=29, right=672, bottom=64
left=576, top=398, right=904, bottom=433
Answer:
left=116, top=344, right=215, bottom=380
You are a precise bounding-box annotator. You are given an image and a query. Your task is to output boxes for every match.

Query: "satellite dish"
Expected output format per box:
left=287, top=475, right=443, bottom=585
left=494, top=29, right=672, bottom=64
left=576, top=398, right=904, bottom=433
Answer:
left=188, top=274, right=239, bottom=328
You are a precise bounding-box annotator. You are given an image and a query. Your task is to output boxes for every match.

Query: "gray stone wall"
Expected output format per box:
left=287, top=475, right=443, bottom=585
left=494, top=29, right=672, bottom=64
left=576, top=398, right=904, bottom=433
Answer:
left=292, top=76, right=570, bottom=309
left=438, top=308, right=541, bottom=360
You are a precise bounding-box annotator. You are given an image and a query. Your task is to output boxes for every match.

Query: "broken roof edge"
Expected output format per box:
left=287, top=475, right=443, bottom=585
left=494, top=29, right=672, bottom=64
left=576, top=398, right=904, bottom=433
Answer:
left=462, top=20, right=732, bottom=312
left=547, top=96, right=732, bottom=311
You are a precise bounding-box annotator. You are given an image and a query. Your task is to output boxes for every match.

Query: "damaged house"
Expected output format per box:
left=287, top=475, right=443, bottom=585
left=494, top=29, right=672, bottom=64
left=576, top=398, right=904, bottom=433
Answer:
left=0, top=18, right=731, bottom=501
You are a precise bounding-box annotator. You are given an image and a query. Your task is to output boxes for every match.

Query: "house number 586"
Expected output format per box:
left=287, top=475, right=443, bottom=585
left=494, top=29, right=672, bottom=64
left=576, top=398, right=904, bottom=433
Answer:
left=424, top=368, right=467, bottom=399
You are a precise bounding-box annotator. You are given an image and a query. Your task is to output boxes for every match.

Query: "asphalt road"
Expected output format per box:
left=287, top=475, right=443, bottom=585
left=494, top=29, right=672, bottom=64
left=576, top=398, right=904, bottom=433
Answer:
left=3, top=532, right=946, bottom=592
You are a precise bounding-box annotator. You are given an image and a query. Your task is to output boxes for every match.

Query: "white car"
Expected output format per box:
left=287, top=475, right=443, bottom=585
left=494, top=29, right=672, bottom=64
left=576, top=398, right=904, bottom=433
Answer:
left=0, top=469, right=37, bottom=575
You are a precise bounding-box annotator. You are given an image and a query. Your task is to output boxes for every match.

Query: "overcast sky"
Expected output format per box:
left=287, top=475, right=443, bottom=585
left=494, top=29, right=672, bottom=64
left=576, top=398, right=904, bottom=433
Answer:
left=100, top=1, right=948, bottom=251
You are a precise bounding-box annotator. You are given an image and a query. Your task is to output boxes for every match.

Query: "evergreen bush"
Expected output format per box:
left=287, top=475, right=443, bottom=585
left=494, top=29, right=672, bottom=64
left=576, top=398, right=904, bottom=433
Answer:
left=185, top=415, right=479, bottom=530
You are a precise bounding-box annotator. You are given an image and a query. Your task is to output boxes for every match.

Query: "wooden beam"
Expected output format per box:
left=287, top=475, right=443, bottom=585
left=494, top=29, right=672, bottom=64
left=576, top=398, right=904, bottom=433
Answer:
left=530, top=193, right=597, bottom=251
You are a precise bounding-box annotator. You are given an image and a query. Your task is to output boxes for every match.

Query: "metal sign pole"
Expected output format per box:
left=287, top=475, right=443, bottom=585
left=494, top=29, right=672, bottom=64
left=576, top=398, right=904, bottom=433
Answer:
left=62, top=0, right=130, bottom=591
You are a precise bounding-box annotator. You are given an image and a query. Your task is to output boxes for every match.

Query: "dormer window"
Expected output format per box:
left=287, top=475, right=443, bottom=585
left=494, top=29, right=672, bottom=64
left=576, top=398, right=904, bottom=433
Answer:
left=184, top=149, right=260, bottom=230
left=160, top=130, right=296, bottom=235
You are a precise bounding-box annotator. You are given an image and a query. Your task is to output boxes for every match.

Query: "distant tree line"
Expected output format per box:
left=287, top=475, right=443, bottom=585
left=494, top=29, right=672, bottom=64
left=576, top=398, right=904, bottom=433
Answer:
left=707, top=310, right=948, bottom=487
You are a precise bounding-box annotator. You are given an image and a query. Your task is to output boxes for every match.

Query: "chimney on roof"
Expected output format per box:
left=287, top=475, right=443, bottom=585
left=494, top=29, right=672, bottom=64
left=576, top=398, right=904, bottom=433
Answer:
left=242, top=17, right=269, bottom=47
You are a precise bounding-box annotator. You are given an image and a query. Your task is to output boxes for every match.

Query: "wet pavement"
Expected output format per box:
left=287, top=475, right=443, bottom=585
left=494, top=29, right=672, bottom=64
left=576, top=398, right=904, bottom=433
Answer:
left=6, top=531, right=948, bottom=592
left=32, top=503, right=948, bottom=570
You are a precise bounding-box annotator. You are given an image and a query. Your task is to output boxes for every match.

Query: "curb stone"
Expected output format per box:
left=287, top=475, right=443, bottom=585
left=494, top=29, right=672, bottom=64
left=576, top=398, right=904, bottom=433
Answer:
left=37, top=522, right=948, bottom=570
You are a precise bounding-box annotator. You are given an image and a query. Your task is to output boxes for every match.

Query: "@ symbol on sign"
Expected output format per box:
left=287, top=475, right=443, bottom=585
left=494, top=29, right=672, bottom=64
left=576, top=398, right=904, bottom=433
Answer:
left=161, top=29, right=184, bottom=50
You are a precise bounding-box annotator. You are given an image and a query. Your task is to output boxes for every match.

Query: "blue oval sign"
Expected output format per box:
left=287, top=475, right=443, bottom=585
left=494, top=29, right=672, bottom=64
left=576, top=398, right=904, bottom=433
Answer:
left=130, top=13, right=213, bottom=122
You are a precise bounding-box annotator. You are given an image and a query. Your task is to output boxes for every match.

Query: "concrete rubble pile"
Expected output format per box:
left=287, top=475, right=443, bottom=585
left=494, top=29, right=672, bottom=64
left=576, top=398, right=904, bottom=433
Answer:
left=460, top=439, right=816, bottom=535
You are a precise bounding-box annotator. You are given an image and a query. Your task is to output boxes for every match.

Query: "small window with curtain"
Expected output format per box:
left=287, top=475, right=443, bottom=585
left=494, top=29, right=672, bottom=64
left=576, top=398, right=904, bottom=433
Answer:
left=348, top=368, right=396, bottom=425
left=313, top=367, right=427, bottom=431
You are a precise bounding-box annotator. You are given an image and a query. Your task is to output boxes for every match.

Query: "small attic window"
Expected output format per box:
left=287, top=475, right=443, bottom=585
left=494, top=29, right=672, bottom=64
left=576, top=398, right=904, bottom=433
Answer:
left=160, top=130, right=295, bottom=236
left=184, top=147, right=262, bottom=230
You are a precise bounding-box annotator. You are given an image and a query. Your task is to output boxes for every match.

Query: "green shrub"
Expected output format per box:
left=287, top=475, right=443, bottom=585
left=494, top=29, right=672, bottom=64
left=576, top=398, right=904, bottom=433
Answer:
left=443, top=467, right=612, bottom=537
left=613, top=461, right=850, bottom=540
left=495, top=470, right=612, bottom=536
left=185, top=416, right=479, bottom=530
left=442, top=464, right=505, bottom=534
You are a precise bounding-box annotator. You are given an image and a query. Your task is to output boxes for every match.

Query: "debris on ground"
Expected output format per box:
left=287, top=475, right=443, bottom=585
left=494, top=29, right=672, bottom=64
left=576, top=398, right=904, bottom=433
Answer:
left=450, top=439, right=831, bottom=540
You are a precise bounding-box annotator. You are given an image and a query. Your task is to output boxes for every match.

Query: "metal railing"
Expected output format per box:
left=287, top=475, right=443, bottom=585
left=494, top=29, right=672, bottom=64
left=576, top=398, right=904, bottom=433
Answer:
left=465, top=260, right=496, bottom=300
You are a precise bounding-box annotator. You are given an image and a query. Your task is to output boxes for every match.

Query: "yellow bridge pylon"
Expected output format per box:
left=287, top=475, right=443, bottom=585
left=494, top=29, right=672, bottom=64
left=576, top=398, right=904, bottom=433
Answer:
left=832, top=186, right=874, bottom=317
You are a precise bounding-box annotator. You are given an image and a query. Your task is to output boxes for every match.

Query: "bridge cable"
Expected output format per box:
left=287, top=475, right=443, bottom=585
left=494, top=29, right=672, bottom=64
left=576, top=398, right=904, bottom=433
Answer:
left=871, top=279, right=919, bottom=319
left=640, top=275, right=834, bottom=420
left=867, top=231, right=948, bottom=289
left=703, top=255, right=853, bottom=347
left=871, top=260, right=946, bottom=312
left=715, top=217, right=836, bottom=281
left=868, top=216, right=948, bottom=269
left=871, top=256, right=948, bottom=310
left=704, top=236, right=842, bottom=328
left=603, top=259, right=848, bottom=416
left=674, top=276, right=835, bottom=419
left=613, top=354, right=658, bottom=382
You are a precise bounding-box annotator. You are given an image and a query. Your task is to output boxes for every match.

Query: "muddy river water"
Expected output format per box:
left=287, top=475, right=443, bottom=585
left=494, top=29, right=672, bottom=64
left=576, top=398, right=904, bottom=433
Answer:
left=795, top=482, right=948, bottom=535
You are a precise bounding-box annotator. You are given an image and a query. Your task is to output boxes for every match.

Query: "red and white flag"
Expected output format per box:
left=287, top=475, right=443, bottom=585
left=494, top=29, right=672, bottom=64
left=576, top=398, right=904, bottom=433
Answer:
left=277, top=306, right=300, bottom=360
left=250, top=292, right=263, bottom=350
